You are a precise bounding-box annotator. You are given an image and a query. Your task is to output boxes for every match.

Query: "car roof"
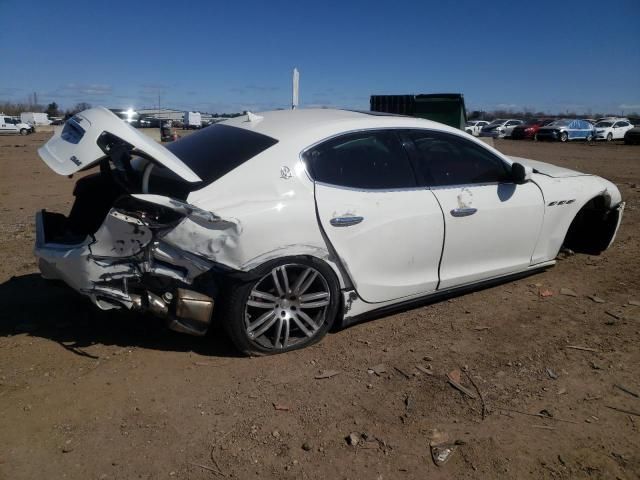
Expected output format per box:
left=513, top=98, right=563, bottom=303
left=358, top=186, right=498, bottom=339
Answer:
left=220, top=108, right=463, bottom=144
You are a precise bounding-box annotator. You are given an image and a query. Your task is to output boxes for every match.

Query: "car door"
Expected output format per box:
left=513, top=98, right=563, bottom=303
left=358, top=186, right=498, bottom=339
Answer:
left=305, top=129, right=445, bottom=303
left=404, top=129, right=545, bottom=289
left=613, top=121, right=628, bottom=139
left=505, top=120, right=520, bottom=136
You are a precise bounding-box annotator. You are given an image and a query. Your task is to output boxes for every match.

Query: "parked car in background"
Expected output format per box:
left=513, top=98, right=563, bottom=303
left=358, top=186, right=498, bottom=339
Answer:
left=479, top=119, right=523, bottom=138
left=624, top=126, right=640, bottom=145
left=536, top=119, right=595, bottom=142
left=34, top=107, right=624, bottom=354
left=511, top=119, right=554, bottom=140
left=465, top=120, right=489, bottom=136
left=0, top=114, right=34, bottom=135
left=594, top=119, right=634, bottom=141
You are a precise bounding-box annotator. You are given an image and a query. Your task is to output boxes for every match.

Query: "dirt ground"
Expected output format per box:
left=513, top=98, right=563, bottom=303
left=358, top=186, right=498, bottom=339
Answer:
left=1, top=132, right=639, bottom=480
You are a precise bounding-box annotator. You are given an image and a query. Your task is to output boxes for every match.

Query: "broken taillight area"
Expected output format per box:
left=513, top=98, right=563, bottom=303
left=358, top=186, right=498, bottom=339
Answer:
left=34, top=176, right=221, bottom=336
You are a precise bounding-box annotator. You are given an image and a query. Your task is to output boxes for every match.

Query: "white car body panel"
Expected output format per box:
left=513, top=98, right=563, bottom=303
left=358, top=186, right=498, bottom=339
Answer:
left=33, top=108, right=624, bottom=330
left=315, top=183, right=444, bottom=302
left=432, top=182, right=545, bottom=289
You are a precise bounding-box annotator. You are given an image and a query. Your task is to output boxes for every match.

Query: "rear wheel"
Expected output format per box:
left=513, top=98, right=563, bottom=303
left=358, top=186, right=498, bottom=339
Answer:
left=222, top=257, right=340, bottom=355
left=559, top=132, right=568, bottom=142
left=533, top=133, right=538, bottom=141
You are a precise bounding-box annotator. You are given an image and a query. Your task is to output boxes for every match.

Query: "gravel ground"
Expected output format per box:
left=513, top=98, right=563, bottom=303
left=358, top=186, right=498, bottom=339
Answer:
left=0, top=132, right=639, bottom=479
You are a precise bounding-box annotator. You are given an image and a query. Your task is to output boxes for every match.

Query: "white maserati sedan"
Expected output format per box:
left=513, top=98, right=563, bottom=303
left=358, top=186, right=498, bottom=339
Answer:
left=35, top=107, right=624, bottom=355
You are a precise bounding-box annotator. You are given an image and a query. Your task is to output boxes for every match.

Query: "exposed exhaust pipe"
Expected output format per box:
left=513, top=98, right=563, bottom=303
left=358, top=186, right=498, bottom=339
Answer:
left=131, top=289, right=214, bottom=336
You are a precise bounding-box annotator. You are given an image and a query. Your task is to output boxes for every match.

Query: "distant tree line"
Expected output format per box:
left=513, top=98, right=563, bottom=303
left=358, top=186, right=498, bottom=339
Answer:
left=0, top=100, right=92, bottom=119
left=3, top=99, right=637, bottom=122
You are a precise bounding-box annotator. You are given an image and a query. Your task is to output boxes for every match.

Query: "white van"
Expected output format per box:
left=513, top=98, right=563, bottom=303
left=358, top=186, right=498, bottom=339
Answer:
left=0, top=115, right=34, bottom=135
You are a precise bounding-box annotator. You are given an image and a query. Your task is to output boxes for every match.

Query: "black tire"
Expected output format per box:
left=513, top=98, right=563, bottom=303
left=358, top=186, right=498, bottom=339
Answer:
left=606, top=132, right=613, bottom=142
left=221, top=256, right=340, bottom=356
left=19, top=128, right=28, bottom=135
left=465, top=129, right=472, bottom=135
left=559, top=131, right=568, bottom=142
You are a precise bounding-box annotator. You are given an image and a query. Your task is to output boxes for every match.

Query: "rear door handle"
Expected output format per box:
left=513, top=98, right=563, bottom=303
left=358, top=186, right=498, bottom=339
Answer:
left=450, top=207, right=477, bottom=217
left=330, top=216, right=364, bottom=227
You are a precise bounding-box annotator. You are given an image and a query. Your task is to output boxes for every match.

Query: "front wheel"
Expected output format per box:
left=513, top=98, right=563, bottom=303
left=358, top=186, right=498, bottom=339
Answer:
left=559, top=132, right=568, bottom=142
left=222, top=257, right=340, bottom=355
left=606, top=133, right=613, bottom=142
left=19, top=128, right=28, bottom=135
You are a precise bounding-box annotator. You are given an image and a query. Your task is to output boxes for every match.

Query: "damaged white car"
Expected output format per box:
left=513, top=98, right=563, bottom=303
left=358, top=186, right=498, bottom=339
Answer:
left=35, top=107, right=624, bottom=354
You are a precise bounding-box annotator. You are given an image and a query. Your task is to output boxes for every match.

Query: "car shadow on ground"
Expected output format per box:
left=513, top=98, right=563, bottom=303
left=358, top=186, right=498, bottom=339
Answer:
left=0, top=273, right=241, bottom=358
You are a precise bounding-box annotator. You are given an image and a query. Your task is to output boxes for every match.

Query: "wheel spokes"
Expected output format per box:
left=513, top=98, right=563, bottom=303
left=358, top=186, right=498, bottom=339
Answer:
left=247, top=298, right=277, bottom=309
left=244, top=264, right=330, bottom=350
left=251, top=312, right=279, bottom=338
left=247, top=310, right=276, bottom=334
left=298, top=271, right=318, bottom=295
left=300, top=291, right=329, bottom=302
left=291, top=314, right=314, bottom=337
left=280, top=266, right=290, bottom=293
left=292, top=268, right=311, bottom=294
left=272, top=269, right=284, bottom=296
left=296, top=309, right=319, bottom=332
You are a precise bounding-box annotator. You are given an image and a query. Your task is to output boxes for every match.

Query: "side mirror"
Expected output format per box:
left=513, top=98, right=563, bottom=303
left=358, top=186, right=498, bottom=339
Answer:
left=511, top=162, right=533, bottom=184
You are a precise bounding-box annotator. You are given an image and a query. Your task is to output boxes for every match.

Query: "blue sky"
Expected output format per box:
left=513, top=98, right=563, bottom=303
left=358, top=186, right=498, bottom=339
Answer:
left=1, top=0, right=639, bottom=114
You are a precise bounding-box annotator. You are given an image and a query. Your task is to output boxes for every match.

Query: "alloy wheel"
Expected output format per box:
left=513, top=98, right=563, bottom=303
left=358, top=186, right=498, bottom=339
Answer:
left=244, top=264, right=331, bottom=350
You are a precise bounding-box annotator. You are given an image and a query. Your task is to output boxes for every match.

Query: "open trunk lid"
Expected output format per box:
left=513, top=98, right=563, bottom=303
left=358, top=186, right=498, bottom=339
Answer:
left=38, top=107, right=201, bottom=182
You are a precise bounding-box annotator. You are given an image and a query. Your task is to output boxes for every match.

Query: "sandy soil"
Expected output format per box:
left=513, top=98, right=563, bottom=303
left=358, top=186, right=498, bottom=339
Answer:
left=0, top=132, right=639, bottom=479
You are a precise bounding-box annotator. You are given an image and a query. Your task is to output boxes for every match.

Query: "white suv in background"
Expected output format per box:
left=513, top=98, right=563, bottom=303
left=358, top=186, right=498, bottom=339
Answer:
left=0, top=115, right=34, bottom=135
left=594, top=118, right=634, bottom=141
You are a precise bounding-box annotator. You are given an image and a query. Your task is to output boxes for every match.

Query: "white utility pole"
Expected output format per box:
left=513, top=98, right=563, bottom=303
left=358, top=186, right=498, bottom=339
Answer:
left=292, top=68, right=299, bottom=110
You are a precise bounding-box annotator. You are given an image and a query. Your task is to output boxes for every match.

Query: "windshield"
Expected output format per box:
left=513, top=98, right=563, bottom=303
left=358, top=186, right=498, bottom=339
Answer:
left=596, top=121, right=613, bottom=128
left=165, top=124, right=279, bottom=186
left=465, top=121, right=476, bottom=126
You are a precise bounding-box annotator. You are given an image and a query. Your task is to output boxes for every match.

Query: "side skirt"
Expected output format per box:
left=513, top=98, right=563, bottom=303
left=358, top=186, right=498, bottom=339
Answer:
left=341, top=263, right=554, bottom=327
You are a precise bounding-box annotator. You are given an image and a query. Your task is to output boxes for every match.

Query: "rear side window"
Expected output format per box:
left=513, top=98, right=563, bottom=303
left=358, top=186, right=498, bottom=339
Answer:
left=166, top=124, right=278, bottom=185
left=407, top=130, right=511, bottom=187
left=303, top=130, right=416, bottom=189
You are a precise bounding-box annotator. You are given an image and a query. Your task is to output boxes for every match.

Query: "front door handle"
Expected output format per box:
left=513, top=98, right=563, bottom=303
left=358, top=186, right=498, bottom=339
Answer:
left=450, top=207, right=477, bottom=217
left=330, top=216, right=364, bottom=227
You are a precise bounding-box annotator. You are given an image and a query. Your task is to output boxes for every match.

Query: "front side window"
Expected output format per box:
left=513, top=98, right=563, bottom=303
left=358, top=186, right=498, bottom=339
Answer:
left=304, top=130, right=416, bottom=189
left=407, top=130, right=511, bottom=187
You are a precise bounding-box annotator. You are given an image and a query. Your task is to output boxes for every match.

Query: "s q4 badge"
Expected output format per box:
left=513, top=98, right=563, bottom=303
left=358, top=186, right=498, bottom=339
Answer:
left=280, top=166, right=292, bottom=179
